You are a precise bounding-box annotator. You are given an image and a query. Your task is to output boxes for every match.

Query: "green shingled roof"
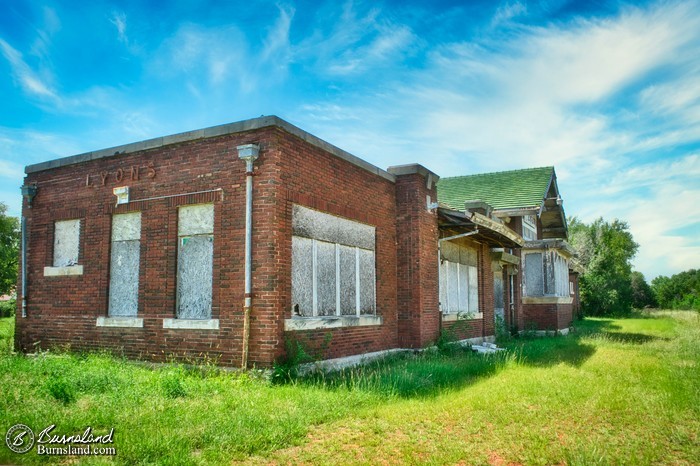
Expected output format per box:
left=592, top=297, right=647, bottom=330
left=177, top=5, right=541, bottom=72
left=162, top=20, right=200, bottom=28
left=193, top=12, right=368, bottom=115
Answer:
left=437, top=166, right=555, bottom=212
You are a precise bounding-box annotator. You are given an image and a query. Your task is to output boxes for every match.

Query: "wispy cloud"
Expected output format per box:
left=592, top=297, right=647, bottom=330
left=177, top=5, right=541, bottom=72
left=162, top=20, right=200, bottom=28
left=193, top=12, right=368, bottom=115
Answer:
left=260, top=4, right=294, bottom=65
left=152, top=23, right=249, bottom=89
left=29, top=6, right=60, bottom=61
left=294, top=0, right=700, bottom=278
left=491, top=1, right=527, bottom=27
left=0, top=159, right=24, bottom=180
left=0, top=38, right=58, bottom=101
left=110, top=11, right=128, bottom=45
left=296, top=1, right=417, bottom=77
left=1, top=0, right=698, bottom=277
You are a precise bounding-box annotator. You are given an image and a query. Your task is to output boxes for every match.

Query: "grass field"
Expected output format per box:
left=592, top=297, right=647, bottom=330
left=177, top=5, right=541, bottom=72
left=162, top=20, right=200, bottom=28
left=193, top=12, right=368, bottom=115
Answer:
left=1, top=311, right=698, bottom=465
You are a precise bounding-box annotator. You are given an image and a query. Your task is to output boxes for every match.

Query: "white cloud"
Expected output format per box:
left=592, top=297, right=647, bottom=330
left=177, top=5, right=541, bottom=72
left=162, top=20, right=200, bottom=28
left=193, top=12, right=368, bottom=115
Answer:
left=30, top=6, right=61, bottom=60
left=110, top=11, right=128, bottom=44
left=296, top=2, right=416, bottom=76
left=0, top=160, right=24, bottom=179
left=492, top=1, right=527, bottom=27
left=261, top=5, right=294, bottom=64
left=153, top=23, right=250, bottom=89
left=0, top=38, right=58, bottom=101
left=294, top=1, right=700, bottom=279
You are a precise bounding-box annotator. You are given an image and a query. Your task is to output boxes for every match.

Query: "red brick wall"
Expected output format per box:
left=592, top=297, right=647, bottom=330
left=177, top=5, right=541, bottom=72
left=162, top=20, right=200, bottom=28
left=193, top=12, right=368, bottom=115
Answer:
left=16, top=126, right=402, bottom=367
left=569, top=272, right=581, bottom=319
left=557, top=303, right=573, bottom=329
left=522, top=303, right=573, bottom=331
left=393, top=170, right=440, bottom=348
left=17, top=128, right=287, bottom=365
left=522, top=304, right=558, bottom=331
left=273, top=128, right=399, bottom=362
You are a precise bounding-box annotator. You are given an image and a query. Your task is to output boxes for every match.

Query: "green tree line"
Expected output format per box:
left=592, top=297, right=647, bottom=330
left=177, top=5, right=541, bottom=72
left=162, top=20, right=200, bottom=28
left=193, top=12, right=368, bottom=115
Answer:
left=0, top=202, right=20, bottom=317
left=568, top=217, right=639, bottom=316
left=651, top=269, right=700, bottom=310
left=569, top=216, right=698, bottom=314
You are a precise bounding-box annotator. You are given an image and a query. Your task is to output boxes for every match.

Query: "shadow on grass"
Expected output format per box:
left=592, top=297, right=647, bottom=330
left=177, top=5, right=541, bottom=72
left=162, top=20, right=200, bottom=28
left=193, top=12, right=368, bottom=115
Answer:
left=599, top=332, right=667, bottom=344
left=298, top=348, right=513, bottom=399
left=297, top=327, right=606, bottom=399
left=296, top=315, right=672, bottom=399
left=576, top=316, right=670, bottom=344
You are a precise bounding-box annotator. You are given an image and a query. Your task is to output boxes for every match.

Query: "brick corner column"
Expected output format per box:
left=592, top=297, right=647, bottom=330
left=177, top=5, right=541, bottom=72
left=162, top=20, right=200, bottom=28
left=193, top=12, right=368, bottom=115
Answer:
left=388, top=164, right=440, bottom=348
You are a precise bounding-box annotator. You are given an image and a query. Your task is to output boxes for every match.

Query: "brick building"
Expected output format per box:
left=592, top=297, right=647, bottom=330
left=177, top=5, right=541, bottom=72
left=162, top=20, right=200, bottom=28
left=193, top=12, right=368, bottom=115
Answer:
left=438, top=167, right=580, bottom=334
left=16, top=116, right=578, bottom=368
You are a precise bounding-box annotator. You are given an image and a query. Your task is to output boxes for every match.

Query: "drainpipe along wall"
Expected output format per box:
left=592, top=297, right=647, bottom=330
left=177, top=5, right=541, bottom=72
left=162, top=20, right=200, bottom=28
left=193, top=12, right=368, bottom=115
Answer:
left=237, top=144, right=259, bottom=369
left=21, top=215, right=27, bottom=318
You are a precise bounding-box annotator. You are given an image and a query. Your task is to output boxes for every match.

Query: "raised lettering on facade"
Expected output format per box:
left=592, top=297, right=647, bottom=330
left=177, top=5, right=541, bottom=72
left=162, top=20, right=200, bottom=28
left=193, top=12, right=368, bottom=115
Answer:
left=85, top=163, right=156, bottom=188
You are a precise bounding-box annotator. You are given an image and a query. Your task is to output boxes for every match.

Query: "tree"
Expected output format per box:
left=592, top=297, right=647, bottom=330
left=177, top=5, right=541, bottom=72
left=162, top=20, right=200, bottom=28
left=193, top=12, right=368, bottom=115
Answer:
left=652, top=269, right=700, bottom=310
left=568, top=217, right=639, bottom=316
left=0, top=203, right=20, bottom=296
left=630, top=271, right=656, bottom=309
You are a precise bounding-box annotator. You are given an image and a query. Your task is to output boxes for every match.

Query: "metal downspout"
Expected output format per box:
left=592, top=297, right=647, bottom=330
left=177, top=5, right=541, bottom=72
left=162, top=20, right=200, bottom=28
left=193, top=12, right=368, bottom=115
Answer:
left=237, top=144, right=259, bottom=369
left=21, top=216, right=27, bottom=318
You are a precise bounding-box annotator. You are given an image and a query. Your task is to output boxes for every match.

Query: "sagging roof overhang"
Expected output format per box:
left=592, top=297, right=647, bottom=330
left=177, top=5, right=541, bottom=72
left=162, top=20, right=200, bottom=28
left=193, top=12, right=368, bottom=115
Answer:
left=522, top=239, right=577, bottom=258
left=438, top=207, right=524, bottom=248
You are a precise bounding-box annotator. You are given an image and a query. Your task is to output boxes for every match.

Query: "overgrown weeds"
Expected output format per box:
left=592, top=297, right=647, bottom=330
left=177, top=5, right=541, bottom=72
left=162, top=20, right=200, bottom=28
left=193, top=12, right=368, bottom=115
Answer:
left=1, top=313, right=698, bottom=465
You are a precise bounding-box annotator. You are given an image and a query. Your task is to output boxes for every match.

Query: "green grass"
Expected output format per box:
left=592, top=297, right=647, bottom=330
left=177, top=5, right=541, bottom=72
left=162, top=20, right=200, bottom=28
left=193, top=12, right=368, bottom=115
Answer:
left=1, top=311, right=699, bottom=465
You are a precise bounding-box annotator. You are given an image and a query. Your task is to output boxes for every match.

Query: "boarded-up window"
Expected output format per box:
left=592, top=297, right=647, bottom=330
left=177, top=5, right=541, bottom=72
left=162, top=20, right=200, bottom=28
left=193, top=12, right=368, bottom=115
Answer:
left=524, top=253, right=544, bottom=296
left=291, top=205, right=375, bottom=317
left=524, top=251, right=569, bottom=297
left=177, top=204, right=214, bottom=319
left=439, top=241, right=479, bottom=314
left=108, top=213, right=141, bottom=317
left=54, top=219, right=80, bottom=267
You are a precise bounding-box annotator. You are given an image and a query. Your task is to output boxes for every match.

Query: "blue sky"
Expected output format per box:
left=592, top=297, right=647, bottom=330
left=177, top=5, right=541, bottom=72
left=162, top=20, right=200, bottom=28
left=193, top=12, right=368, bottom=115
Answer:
left=1, top=0, right=699, bottom=280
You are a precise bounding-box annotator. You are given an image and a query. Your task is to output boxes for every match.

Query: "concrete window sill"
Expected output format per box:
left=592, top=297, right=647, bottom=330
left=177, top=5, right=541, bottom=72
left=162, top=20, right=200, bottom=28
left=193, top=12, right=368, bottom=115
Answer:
left=285, top=315, right=382, bottom=331
left=163, top=319, right=219, bottom=330
left=522, top=297, right=574, bottom=305
left=442, top=312, right=483, bottom=321
left=96, top=317, right=143, bottom=328
left=44, top=265, right=83, bottom=277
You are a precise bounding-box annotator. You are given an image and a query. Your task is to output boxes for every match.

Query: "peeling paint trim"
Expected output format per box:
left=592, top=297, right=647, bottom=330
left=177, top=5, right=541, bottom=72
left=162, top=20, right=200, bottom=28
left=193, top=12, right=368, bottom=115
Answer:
left=163, top=318, right=220, bottom=330
left=96, top=317, right=143, bottom=328
left=284, top=315, right=382, bottom=331
left=43, top=265, right=83, bottom=277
